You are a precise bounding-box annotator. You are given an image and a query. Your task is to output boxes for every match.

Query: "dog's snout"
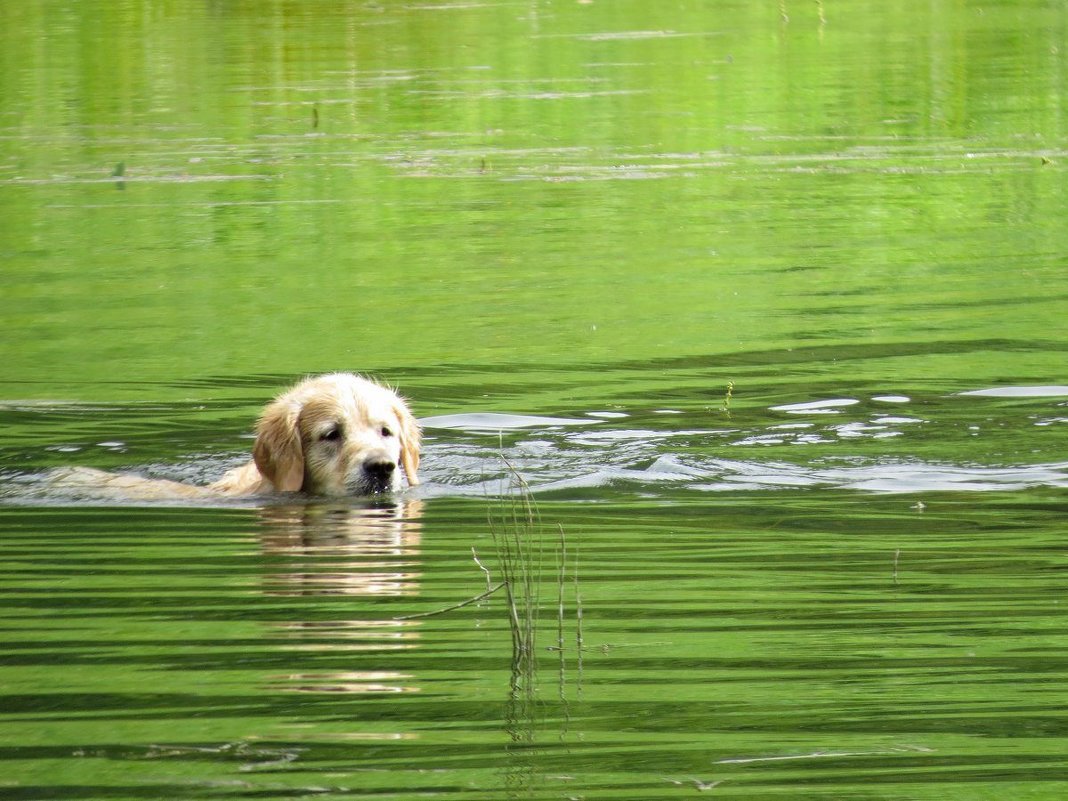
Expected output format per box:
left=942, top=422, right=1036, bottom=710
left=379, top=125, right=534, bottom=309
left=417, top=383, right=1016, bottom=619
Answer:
left=363, top=456, right=396, bottom=479
left=360, top=455, right=398, bottom=494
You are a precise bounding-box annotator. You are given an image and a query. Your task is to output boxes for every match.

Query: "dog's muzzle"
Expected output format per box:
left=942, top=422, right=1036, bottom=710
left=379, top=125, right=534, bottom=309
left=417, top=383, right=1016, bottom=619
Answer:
left=356, top=455, right=399, bottom=494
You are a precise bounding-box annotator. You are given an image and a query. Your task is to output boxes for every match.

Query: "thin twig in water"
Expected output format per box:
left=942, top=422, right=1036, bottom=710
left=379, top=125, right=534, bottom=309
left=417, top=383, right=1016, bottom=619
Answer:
left=482, top=453, right=585, bottom=704
left=472, top=547, right=492, bottom=592
left=489, top=455, right=546, bottom=690
left=574, top=528, right=583, bottom=689
left=557, top=523, right=567, bottom=697
left=557, top=524, right=566, bottom=655
left=394, top=582, right=506, bottom=620
left=722, top=380, right=735, bottom=416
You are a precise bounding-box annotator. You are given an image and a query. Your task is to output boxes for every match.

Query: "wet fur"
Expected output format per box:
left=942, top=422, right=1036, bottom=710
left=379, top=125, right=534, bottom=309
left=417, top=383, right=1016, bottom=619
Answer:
left=213, top=373, right=421, bottom=496
left=48, top=374, right=420, bottom=500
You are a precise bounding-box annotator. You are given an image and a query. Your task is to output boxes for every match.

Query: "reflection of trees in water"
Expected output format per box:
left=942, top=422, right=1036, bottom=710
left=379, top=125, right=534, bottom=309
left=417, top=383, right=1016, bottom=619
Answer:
left=259, top=500, right=424, bottom=696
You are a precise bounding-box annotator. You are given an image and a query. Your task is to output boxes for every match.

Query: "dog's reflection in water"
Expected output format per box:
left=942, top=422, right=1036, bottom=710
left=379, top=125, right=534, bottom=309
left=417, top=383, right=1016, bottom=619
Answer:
left=259, top=500, right=425, bottom=696
left=260, top=499, right=424, bottom=596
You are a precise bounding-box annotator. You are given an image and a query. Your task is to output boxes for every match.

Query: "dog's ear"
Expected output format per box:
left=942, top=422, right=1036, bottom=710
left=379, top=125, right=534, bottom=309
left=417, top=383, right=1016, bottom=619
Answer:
left=392, top=396, right=422, bottom=487
left=253, top=399, right=304, bottom=492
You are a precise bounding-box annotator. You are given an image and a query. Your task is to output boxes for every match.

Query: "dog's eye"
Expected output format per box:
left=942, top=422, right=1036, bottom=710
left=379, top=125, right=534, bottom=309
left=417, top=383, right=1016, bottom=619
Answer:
left=380, top=426, right=393, bottom=438
left=320, top=426, right=342, bottom=442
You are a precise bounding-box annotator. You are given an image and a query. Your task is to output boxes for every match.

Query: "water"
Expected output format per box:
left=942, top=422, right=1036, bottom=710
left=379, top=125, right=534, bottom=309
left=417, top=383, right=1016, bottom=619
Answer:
left=3, top=1, right=1068, bottom=799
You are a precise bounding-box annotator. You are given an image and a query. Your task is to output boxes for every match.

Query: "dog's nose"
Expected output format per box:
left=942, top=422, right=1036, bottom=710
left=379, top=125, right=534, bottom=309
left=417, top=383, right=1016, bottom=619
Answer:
left=363, top=457, right=396, bottom=480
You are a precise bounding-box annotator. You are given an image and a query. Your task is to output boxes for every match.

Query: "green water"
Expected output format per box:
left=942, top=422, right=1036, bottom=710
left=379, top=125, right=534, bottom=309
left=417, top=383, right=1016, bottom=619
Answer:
left=3, top=1, right=1068, bottom=799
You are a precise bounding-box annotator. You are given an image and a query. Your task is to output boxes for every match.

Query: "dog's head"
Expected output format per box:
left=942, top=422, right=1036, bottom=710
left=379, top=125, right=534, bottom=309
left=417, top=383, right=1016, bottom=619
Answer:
left=252, top=373, right=421, bottom=496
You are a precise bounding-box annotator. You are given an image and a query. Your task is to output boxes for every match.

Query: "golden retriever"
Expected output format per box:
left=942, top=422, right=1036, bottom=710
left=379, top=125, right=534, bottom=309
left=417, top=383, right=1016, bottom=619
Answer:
left=45, top=373, right=420, bottom=500
left=213, top=373, right=420, bottom=496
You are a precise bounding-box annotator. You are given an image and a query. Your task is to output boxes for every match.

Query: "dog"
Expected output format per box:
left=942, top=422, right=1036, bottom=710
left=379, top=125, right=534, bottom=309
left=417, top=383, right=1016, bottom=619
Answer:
left=213, top=373, right=420, bottom=496
left=44, top=373, right=420, bottom=500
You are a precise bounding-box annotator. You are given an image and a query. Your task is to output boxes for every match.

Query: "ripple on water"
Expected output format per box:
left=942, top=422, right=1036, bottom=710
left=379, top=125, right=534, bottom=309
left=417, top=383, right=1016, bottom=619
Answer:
left=958, top=385, right=1068, bottom=398
left=420, top=412, right=597, bottom=430
left=4, top=387, right=1067, bottom=504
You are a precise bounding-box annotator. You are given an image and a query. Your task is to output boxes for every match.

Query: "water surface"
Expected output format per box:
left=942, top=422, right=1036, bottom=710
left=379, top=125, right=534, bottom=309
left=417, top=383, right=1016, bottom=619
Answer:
left=2, top=1, right=1068, bottom=799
